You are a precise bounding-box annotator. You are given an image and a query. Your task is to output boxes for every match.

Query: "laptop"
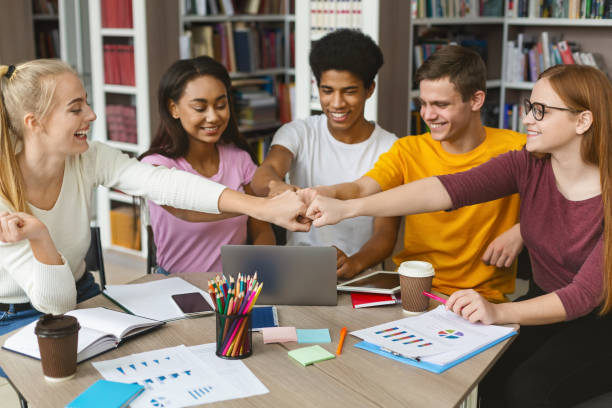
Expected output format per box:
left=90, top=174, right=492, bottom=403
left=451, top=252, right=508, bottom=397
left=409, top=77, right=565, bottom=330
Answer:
left=221, top=245, right=338, bottom=306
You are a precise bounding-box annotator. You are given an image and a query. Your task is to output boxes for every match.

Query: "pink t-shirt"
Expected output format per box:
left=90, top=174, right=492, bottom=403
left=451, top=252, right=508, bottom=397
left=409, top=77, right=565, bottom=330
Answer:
left=141, top=144, right=257, bottom=273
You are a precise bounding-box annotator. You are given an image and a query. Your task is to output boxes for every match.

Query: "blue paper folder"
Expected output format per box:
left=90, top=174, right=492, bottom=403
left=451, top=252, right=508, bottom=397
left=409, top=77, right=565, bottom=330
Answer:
left=355, top=330, right=517, bottom=374
left=66, top=379, right=144, bottom=408
left=251, top=306, right=279, bottom=331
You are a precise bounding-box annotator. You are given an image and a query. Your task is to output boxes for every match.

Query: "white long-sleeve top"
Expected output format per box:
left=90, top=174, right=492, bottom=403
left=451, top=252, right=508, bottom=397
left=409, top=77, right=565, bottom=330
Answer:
left=0, top=141, right=227, bottom=314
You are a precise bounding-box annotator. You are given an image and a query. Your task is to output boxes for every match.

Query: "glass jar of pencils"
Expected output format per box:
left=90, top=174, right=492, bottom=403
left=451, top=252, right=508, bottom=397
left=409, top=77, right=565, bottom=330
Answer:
left=215, top=311, right=253, bottom=359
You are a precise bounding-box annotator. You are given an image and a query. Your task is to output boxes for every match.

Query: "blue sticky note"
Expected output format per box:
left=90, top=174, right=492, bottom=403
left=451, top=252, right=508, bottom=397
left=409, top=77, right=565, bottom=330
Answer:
left=296, top=328, right=331, bottom=344
left=67, top=380, right=144, bottom=408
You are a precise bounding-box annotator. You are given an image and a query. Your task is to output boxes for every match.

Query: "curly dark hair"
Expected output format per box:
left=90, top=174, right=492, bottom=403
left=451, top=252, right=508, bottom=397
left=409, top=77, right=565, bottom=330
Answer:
left=309, top=29, right=383, bottom=89
left=140, top=56, right=257, bottom=164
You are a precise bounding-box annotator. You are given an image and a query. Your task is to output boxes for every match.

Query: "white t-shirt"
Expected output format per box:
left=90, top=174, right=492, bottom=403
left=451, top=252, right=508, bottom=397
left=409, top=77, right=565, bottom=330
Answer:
left=272, top=114, right=397, bottom=255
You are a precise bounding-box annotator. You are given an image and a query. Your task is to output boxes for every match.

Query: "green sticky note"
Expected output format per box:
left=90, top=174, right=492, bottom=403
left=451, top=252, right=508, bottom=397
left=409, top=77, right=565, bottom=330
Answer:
left=288, top=345, right=335, bottom=366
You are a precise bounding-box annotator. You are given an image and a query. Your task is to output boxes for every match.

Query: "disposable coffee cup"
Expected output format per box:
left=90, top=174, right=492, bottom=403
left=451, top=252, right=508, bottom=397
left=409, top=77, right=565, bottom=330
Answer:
left=34, top=314, right=80, bottom=382
left=398, top=261, right=435, bottom=314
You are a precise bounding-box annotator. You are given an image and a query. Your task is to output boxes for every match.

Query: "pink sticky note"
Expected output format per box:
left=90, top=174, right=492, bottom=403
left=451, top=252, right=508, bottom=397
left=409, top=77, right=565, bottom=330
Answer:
left=262, top=326, right=298, bottom=344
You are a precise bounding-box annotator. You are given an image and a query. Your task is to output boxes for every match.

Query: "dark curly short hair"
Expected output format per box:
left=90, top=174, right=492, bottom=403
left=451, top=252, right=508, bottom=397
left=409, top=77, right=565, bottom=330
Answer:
left=309, top=29, right=383, bottom=89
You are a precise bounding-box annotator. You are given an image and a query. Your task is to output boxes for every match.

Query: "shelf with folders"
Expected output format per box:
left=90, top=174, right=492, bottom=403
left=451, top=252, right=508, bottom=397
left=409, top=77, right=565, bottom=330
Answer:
left=295, top=0, right=380, bottom=121
left=89, top=0, right=151, bottom=256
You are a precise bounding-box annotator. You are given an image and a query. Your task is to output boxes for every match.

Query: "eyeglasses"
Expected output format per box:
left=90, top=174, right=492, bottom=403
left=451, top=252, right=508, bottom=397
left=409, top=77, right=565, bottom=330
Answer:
left=523, top=99, right=579, bottom=121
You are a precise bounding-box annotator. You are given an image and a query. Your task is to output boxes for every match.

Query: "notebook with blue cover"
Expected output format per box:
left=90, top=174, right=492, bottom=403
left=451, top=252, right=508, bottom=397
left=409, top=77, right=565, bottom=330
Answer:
left=67, top=379, right=144, bottom=408
left=355, top=331, right=517, bottom=374
left=250, top=306, right=279, bottom=331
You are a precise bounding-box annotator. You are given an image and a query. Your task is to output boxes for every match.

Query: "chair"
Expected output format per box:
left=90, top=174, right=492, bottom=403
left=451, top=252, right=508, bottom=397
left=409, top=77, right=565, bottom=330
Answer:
left=85, top=226, right=106, bottom=290
left=146, top=224, right=157, bottom=274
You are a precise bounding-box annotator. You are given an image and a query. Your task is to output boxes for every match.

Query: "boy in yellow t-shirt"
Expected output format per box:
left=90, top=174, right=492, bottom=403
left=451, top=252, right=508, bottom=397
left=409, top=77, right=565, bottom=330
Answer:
left=305, top=45, right=526, bottom=302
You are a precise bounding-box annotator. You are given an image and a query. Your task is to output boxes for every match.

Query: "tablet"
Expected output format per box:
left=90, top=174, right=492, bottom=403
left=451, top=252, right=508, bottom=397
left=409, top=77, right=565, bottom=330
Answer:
left=336, top=271, right=401, bottom=294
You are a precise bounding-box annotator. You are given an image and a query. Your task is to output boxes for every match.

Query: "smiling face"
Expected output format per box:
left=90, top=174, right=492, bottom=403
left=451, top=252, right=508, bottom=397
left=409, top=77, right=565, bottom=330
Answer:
left=169, top=75, right=230, bottom=146
left=38, top=72, right=96, bottom=156
left=318, top=70, right=373, bottom=138
left=523, top=78, right=581, bottom=156
left=418, top=77, right=478, bottom=144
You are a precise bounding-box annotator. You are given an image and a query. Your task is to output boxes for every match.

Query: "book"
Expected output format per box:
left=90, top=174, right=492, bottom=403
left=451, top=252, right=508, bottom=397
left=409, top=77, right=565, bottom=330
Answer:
left=350, top=305, right=517, bottom=374
left=351, top=292, right=400, bottom=308
left=2, top=307, right=164, bottom=363
left=103, top=276, right=216, bottom=321
left=67, top=379, right=144, bottom=408
left=250, top=306, right=279, bottom=331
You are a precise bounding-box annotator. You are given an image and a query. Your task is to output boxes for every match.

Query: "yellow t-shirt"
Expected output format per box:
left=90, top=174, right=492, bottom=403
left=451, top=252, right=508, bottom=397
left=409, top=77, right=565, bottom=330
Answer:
left=365, top=127, right=526, bottom=302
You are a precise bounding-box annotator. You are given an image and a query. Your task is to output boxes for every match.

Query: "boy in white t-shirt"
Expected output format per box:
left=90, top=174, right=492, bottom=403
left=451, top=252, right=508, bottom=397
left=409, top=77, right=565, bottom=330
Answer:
left=251, top=29, right=399, bottom=279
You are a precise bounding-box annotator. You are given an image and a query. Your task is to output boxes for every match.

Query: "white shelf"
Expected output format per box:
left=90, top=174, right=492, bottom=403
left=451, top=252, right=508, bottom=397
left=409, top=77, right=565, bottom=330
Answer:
left=229, top=68, right=293, bottom=78
left=413, top=17, right=505, bottom=25
left=183, top=14, right=294, bottom=23
left=33, top=14, right=59, bottom=21
left=310, top=101, right=321, bottom=111
left=103, top=84, right=138, bottom=94
left=109, top=191, right=137, bottom=204
left=506, top=17, right=612, bottom=26
left=105, top=140, right=141, bottom=153
left=504, top=81, right=535, bottom=90
left=100, top=27, right=135, bottom=36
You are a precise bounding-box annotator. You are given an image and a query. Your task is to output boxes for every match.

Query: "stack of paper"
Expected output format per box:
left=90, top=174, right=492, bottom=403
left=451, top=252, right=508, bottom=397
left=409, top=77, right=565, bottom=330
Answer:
left=351, top=305, right=517, bottom=373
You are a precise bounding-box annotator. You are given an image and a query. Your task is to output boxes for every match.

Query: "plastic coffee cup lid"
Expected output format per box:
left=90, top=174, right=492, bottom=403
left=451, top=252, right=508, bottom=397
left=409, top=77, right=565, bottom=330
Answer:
left=398, top=261, right=435, bottom=278
left=35, top=314, right=80, bottom=338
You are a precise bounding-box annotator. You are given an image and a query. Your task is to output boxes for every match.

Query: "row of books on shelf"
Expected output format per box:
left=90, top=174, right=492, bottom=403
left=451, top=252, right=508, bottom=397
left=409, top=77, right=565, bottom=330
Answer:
left=233, top=77, right=294, bottom=127
left=506, top=33, right=606, bottom=83
left=504, top=103, right=527, bottom=133
left=414, top=37, right=488, bottom=71
left=101, top=0, right=133, bottom=28
left=310, top=0, right=364, bottom=39
left=183, top=22, right=294, bottom=73
left=250, top=135, right=273, bottom=164
left=35, top=28, right=60, bottom=59
left=106, top=104, right=137, bottom=144
left=32, top=0, right=58, bottom=15
left=103, top=44, right=135, bottom=86
left=184, top=0, right=293, bottom=16
left=507, top=0, right=611, bottom=18
left=412, top=0, right=503, bottom=18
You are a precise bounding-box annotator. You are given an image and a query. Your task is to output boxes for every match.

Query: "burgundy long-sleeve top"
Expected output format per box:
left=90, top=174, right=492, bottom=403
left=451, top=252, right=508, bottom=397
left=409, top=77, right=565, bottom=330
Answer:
left=438, top=148, right=603, bottom=320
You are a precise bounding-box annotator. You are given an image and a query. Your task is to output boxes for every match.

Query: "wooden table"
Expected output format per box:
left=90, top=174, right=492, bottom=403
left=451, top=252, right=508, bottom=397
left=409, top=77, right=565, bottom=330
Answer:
left=0, top=273, right=516, bottom=408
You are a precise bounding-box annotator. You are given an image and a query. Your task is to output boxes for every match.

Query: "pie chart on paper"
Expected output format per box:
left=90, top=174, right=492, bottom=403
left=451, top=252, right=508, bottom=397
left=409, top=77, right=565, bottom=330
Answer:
left=438, top=329, right=464, bottom=339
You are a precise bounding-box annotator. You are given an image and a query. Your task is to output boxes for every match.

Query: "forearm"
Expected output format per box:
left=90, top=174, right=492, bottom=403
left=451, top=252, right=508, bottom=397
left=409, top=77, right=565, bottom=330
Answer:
left=29, top=233, right=62, bottom=265
left=161, top=205, right=239, bottom=222
left=348, top=216, right=400, bottom=271
left=346, top=177, right=452, bottom=218
left=249, top=218, right=276, bottom=245
left=495, top=292, right=567, bottom=325
left=251, top=166, right=286, bottom=197
left=218, top=189, right=266, bottom=220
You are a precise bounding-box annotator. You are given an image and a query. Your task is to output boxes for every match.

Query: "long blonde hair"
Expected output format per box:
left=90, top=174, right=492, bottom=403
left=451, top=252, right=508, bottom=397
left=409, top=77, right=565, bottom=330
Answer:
left=0, top=59, right=74, bottom=212
left=540, top=64, right=612, bottom=315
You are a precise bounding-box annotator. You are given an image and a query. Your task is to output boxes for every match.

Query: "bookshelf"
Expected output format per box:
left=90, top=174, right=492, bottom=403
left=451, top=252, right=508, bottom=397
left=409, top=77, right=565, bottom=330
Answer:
left=179, top=0, right=296, bottom=163
left=89, top=0, right=179, bottom=257
left=294, top=0, right=381, bottom=121
left=405, top=4, right=612, bottom=133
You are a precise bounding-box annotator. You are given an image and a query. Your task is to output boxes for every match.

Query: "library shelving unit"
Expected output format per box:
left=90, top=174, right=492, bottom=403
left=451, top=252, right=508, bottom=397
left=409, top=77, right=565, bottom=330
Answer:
left=405, top=5, right=612, bottom=133
left=179, top=0, right=296, bottom=162
left=294, top=0, right=380, bottom=121
left=89, top=0, right=150, bottom=257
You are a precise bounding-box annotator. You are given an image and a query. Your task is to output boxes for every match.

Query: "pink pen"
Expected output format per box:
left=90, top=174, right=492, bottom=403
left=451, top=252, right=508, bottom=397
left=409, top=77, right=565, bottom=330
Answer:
left=422, top=291, right=447, bottom=304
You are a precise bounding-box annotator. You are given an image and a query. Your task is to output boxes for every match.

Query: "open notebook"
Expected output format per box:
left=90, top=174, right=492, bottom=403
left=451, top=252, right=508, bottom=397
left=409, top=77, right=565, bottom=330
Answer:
left=2, top=307, right=164, bottom=363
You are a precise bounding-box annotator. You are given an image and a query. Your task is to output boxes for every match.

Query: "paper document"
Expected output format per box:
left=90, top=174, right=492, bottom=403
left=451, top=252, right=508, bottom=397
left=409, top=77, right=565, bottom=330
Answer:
left=103, top=277, right=214, bottom=321
left=93, top=344, right=268, bottom=407
left=351, top=305, right=516, bottom=364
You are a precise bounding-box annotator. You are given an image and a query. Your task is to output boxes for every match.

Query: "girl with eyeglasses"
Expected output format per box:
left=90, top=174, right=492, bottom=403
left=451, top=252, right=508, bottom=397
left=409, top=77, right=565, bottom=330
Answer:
left=304, top=64, right=612, bottom=407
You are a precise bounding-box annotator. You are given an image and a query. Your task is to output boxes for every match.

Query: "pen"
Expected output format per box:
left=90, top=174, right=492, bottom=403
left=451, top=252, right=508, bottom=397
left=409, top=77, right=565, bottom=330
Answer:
left=422, top=291, right=447, bottom=304
left=380, top=347, right=421, bottom=362
left=337, top=327, right=347, bottom=355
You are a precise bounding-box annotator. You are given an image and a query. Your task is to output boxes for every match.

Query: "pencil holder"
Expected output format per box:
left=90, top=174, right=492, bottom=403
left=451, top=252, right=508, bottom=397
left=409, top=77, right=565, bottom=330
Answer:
left=215, top=311, right=252, bottom=359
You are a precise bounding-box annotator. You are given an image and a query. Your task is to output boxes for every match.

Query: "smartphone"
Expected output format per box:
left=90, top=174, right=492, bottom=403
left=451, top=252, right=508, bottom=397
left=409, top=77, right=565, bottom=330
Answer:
left=171, top=292, right=214, bottom=316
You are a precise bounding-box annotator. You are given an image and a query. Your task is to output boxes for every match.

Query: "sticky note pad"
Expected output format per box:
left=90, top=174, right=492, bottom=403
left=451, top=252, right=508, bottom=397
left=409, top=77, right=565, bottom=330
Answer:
left=288, top=345, right=335, bottom=366
left=297, top=328, right=331, bottom=344
left=67, top=379, right=144, bottom=408
left=263, top=326, right=298, bottom=344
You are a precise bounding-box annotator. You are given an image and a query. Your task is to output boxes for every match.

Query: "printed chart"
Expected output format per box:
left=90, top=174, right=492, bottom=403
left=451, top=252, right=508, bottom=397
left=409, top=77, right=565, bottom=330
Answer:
left=438, top=330, right=464, bottom=340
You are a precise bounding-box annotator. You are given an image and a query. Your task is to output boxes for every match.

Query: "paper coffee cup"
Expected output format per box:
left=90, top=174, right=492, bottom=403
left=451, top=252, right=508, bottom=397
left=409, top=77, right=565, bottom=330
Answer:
left=398, top=261, right=435, bottom=314
left=35, top=314, right=80, bottom=382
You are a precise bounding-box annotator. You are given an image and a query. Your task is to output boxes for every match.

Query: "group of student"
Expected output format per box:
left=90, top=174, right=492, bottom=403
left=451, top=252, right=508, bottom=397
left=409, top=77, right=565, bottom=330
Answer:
left=0, top=28, right=611, bottom=407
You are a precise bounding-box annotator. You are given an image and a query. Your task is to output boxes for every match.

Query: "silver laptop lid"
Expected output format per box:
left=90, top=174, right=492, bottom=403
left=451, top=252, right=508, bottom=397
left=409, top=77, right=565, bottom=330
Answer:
left=221, top=245, right=337, bottom=306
